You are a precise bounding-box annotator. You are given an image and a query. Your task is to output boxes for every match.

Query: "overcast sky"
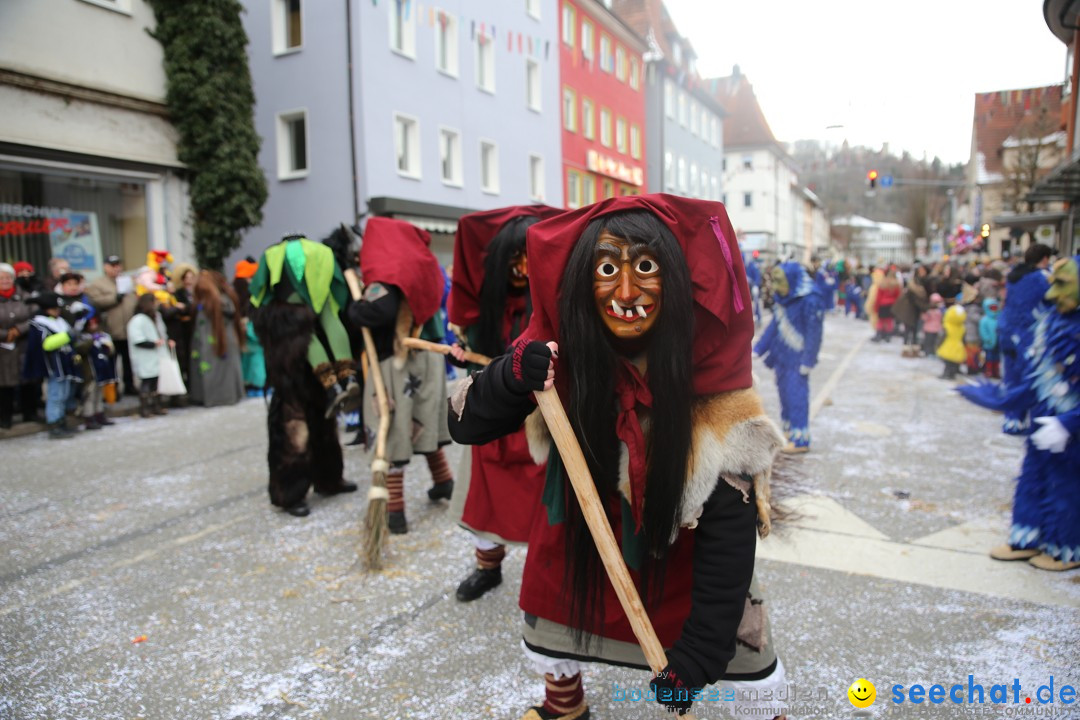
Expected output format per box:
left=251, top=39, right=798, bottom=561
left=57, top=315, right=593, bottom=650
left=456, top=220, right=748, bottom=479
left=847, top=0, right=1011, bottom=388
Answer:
left=662, top=0, right=1066, bottom=164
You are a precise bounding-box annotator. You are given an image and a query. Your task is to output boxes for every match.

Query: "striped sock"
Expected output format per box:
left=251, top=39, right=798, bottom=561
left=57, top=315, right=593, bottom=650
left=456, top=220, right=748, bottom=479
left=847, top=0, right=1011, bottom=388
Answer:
left=476, top=544, right=505, bottom=570
left=425, top=449, right=453, bottom=485
left=542, top=672, right=585, bottom=716
left=386, top=469, right=405, bottom=512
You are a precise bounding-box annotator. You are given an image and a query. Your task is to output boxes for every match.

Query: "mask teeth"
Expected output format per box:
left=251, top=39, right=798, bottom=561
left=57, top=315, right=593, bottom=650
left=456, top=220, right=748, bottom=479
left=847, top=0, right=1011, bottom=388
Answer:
left=625, top=307, right=635, bottom=318
left=636, top=305, right=647, bottom=318
left=611, top=299, right=621, bottom=316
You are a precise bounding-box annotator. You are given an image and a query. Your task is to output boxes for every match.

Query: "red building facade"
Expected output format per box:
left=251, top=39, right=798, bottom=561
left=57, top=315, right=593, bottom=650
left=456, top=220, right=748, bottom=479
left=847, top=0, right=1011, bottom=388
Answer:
left=559, top=0, right=647, bottom=208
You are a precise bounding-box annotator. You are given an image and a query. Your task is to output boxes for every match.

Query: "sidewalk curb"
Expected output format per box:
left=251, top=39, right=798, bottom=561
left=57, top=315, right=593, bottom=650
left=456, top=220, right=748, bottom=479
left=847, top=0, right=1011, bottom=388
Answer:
left=0, top=396, right=183, bottom=440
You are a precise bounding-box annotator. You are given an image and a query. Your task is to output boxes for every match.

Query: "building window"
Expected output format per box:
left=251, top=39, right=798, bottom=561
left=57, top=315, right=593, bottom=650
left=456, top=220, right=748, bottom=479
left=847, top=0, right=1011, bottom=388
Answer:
left=664, top=81, right=674, bottom=119
left=476, top=31, right=496, bottom=93
left=722, top=192, right=727, bottom=206
left=582, top=97, right=595, bottom=140
left=563, top=87, right=577, bottom=132
left=526, top=0, right=541, bottom=20
left=435, top=10, right=459, bottom=76
left=664, top=152, right=673, bottom=190
left=600, top=35, right=612, bottom=73
left=615, top=46, right=626, bottom=82
left=567, top=169, right=582, bottom=209
left=742, top=154, right=753, bottom=170
left=272, top=0, right=303, bottom=54
left=711, top=177, right=720, bottom=201
left=529, top=154, right=545, bottom=201
left=561, top=4, right=575, bottom=46
left=690, top=163, right=698, bottom=196
left=678, top=90, right=687, bottom=127
left=393, top=112, right=420, bottom=178
left=743, top=192, right=752, bottom=208
left=722, top=157, right=728, bottom=171
left=615, top=117, right=627, bottom=154
left=689, top=100, right=699, bottom=136
left=711, top=117, right=720, bottom=147
left=480, top=140, right=499, bottom=193
left=678, top=156, right=687, bottom=191
left=630, top=58, right=641, bottom=90
left=581, top=19, right=594, bottom=62
left=700, top=108, right=709, bottom=140
left=583, top=173, right=596, bottom=206
left=700, top=170, right=708, bottom=199
left=602, top=179, right=615, bottom=199
left=527, top=59, right=542, bottom=111
left=439, top=127, right=462, bottom=186
left=599, top=108, right=612, bottom=147
left=630, top=124, right=641, bottom=159
left=389, top=0, right=416, bottom=58
left=276, top=109, right=308, bottom=179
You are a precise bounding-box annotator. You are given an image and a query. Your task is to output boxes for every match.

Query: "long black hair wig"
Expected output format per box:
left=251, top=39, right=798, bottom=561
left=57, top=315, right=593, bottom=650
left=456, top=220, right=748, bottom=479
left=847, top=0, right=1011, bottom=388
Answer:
left=556, top=209, right=695, bottom=644
left=476, top=215, right=539, bottom=358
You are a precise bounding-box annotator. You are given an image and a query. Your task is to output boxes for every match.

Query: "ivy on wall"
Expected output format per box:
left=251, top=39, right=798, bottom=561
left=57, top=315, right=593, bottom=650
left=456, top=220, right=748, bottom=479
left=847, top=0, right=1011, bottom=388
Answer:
left=147, top=0, right=267, bottom=271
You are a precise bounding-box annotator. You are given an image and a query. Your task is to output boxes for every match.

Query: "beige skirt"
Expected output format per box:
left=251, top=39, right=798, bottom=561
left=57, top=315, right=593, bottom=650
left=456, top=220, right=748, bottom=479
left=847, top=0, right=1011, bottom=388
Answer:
left=362, top=350, right=451, bottom=465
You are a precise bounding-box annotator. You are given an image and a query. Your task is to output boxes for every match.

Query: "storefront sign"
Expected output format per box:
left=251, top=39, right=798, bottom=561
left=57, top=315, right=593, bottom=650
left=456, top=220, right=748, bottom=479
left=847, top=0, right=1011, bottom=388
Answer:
left=585, top=150, right=644, bottom=186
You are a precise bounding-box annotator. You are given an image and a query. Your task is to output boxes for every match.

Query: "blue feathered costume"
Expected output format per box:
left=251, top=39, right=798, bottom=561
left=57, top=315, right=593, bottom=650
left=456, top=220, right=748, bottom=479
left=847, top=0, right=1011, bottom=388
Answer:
left=958, top=255, right=1080, bottom=568
left=998, top=264, right=1050, bottom=434
left=754, top=262, right=824, bottom=450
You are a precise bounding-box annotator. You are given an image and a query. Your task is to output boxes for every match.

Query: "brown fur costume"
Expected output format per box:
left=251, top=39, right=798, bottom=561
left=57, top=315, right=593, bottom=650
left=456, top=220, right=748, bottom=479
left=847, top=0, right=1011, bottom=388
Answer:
left=253, top=301, right=345, bottom=507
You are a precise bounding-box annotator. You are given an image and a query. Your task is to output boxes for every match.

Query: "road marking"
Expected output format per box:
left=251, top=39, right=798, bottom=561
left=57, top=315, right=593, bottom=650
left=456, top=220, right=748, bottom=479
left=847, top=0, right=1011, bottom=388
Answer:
left=0, top=517, right=246, bottom=617
left=809, top=334, right=867, bottom=421
left=759, top=494, right=1078, bottom=608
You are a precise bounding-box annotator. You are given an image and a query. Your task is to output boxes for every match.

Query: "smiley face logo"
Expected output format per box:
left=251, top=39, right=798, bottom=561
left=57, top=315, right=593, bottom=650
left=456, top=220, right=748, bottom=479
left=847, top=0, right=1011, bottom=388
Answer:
left=848, top=678, right=876, bottom=708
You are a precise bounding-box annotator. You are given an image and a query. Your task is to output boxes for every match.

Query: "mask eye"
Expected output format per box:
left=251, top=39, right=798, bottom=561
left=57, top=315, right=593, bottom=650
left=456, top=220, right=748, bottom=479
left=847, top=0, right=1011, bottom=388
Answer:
left=596, top=261, right=618, bottom=278
left=635, top=258, right=659, bottom=276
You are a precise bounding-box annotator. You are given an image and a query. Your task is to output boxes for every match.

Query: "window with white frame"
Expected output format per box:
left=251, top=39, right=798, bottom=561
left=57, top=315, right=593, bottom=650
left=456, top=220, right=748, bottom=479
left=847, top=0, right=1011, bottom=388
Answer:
left=527, top=59, right=542, bottom=111
left=272, top=0, right=303, bottom=54
left=581, top=19, right=594, bottom=61
left=700, top=170, right=709, bottom=198
left=567, top=169, right=582, bottom=209
left=476, top=31, right=496, bottom=93
left=435, top=10, right=459, bottom=76
left=615, top=46, right=626, bottom=82
left=615, top=117, right=627, bottom=154
left=583, top=173, right=596, bottom=205
left=529, top=154, right=545, bottom=201
left=561, top=5, right=575, bottom=46
left=711, top=176, right=720, bottom=201
left=439, top=127, right=462, bottom=186
left=678, top=156, right=687, bottom=191
left=722, top=192, right=727, bottom=205
left=700, top=108, right=709, bottom=139
left=599, top=108, right=611, bottom=147
left=742, top=154, right=753, bottom=170
left=602, top=179, right=615, bottom=199
left=689, top=99, right=699, bottom=136
left=664, top=152, right=674, bottom=190
left=678, top=90, right=687, bottom=126
left=563, top=87, right=577, bottom=132
left=389, top=0, right=416, bottom=57
left=276, top=109, right=308, bottom=179
left=480, top=140, right=499, bottom=193
left=600, top=35, right=612, bottom=72
left=690, top=163, right=698, bottom=196
left=526, top=0, right=541, bottom=20
left=664, top=81, right=674, bottom=119
left=629, top=57, right=640, bottom=90
left=582, top=98, right=595, bottom=140
left=393, top=112, right=420, bottom=178
left=630, top=124, right=640, bottom=159
left=743, top=191, right=752, bottom=208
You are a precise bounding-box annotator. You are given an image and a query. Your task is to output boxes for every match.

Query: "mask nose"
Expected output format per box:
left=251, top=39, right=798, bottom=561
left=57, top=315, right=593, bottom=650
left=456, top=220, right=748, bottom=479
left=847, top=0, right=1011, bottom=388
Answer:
left=614, top=266, right=635, bottom=304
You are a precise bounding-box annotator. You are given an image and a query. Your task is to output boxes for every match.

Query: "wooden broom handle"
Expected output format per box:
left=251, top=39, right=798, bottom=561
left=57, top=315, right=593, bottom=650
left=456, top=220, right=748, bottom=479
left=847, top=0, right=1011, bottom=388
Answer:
left=401, top=337, right=491, bottom=366
left=344, top=269, right=390, bottom=458
left=533, top=387, right=668, bottom=675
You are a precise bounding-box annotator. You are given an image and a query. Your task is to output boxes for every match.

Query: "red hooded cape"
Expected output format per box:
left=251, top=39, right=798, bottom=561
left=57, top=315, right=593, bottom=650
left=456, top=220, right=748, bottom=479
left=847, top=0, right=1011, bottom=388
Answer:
left=448, top=204, right=562, bottom=328
left=360, top=217, right=443, bottom=326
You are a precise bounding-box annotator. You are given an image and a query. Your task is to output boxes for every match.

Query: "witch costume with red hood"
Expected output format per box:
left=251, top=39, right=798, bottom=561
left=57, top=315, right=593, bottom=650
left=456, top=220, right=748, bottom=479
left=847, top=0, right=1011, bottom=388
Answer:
left=446, top=205, right=562, bottom=602
left=448, top=195, right=785, bottom=719
left=347, top=217, right=455, bottom=535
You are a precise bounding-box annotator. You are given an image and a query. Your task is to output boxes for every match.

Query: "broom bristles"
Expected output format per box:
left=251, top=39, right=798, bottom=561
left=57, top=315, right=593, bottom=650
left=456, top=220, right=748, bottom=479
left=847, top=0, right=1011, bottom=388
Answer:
left=363, top=471, right=389, bottom=570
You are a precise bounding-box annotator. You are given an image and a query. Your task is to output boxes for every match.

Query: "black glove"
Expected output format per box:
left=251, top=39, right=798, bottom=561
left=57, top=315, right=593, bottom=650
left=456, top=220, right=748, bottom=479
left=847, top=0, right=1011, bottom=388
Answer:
left=446, top=344, right=469, bottom=369
left=650, top=665, right=695, bottom=715
left=500, top=340, right=552, bottom=395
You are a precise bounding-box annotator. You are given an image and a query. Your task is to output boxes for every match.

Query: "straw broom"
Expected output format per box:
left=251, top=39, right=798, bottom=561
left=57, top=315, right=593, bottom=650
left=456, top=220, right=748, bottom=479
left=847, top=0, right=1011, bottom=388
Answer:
left=343, top=269, right=393, bottom=570
left=534, top=387, right=698, bottom=719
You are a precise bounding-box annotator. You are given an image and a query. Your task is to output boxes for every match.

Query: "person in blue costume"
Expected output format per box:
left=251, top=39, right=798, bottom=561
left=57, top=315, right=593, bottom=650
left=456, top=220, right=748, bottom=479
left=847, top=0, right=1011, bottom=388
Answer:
left=998, top=244, right=1053, bottom=434
left=754, top=261, right=824, bottom=453
left=959, top=254, right=1080, bottom=572
left=745, top=252, right=763, bottom=325
left=811, top=256, right=836, bottom=314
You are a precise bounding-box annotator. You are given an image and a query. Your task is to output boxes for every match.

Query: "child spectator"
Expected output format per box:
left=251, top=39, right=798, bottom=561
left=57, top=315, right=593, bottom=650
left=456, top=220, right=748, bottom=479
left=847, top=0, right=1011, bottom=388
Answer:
left=937, top=296, right=967, bottom=380
left=22, top=293, right=79, bottom=439
left=58, top=272, right=95, bottom=333
left=77, top=316, right=117, bottom=429
left=920, top=293, right=944, bottom=357
left=980, top=297, right=1001, bottom=379
left=126, top=293, right=170, bottom=418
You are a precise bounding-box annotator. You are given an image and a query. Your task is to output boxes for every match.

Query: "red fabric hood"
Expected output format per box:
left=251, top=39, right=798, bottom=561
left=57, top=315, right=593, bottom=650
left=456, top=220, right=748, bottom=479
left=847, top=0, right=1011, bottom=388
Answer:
left=448, top=204, right=563, bottom=327
left=360, top=217, right=443, bottom=326
left=519, top=194, right=754, bottom=395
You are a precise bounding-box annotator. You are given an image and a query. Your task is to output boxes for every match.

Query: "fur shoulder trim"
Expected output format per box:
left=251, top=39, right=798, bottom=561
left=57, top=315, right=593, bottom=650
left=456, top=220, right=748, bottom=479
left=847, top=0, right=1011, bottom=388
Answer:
left=524, top=408, right=550, bottom=465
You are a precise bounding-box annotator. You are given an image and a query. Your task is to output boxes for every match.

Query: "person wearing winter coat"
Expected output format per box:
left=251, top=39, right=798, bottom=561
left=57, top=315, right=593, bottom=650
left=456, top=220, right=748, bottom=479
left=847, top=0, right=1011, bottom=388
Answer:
left=126, top=293, right=172, bottom=418
left=979, top=297, right=1001, bottom=379
left=892, top=265, right=931, bottom=357
left=85, top=254, right=137, bottom=396
left=936, top=297, right=967, bottom=380
left=920, top=293, right=944, bottom=357
left=0, top=263, right=36, bottom=429
left=870, top=268, right=901, bottom=342
left=998, top=244, right=1053, bottom=434
left=22, top=293, right=79, bottom=439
